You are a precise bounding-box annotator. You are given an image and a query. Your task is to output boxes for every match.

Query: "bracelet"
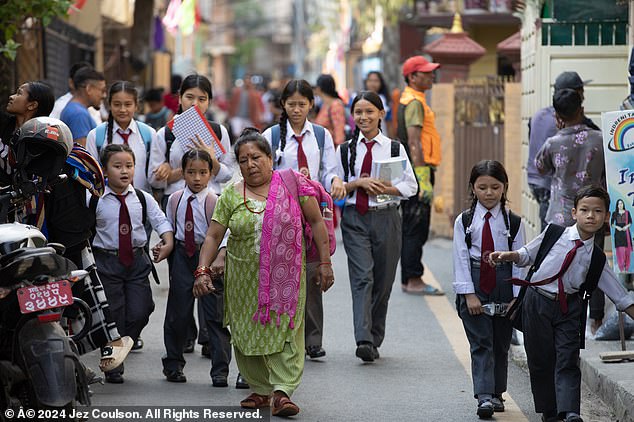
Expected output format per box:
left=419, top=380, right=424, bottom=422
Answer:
left=318, top=262, right=332, bottom=267
left=194, top=266, right=212, bottom=278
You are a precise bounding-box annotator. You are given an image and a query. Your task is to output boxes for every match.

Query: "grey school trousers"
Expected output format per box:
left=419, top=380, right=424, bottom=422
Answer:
left=304, top=262, right=323, bottom=348
left=341, top=205, right=401, bottom=347
left=523, top=286, right=582, bottom=416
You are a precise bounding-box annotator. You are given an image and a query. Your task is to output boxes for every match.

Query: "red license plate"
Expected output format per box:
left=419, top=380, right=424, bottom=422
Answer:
left=17, top=281, right=73, bottom=314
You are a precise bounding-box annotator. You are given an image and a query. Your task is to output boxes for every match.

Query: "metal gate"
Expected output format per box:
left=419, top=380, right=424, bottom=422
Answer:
left=453, top=77, right=506, bottom=217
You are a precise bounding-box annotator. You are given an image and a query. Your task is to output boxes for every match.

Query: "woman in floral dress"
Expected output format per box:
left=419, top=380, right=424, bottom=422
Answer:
left=194, top=128, right=334, bottom=417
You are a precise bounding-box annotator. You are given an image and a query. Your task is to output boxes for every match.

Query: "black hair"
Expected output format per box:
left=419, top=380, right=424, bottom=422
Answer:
left=364, top=71, right=390, bottom=99
left=574, top=184, right=610, bottom=211
left=181, top=148, right=214, bottom=174
left=615, top=198, right=626, bottom=211
left=105, top=81, right=139, bottom=147
left=177, top=74, right=213, bottom=114
left=69, top=61, right=92, bottom=79
left=347, top=91, right=385, bottom=177
left=170, top=74, right=183, bottom=94
left=316, top=74, right=342, bottom=100
left=144, top=88, right=164, bottom=103
left=72, top=67, right=105, bottom=90
left=101, top=143, right=136, bottom=168
left=278, top=79, right=314, bottom=152
left=464, top=160, right=510, bottom=248
left=553, top=88, right=582, bottom=122
left=26, top=81, right=55, bottom=117
left=233, top=127, right=272, bottom=160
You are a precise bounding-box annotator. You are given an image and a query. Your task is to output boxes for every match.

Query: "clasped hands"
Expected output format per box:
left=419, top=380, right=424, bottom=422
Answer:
left=330, top=177, right=391, bottom=201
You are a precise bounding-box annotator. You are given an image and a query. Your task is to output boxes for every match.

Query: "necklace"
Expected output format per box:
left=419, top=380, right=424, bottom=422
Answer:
left=243, top=182, right=267, bottom=214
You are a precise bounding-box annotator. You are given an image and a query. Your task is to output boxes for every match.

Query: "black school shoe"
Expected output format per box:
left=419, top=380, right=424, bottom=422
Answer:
left=184, top=339, right=195, bottom=353
left=132, top=337, right=143, bottom=351
left=355, top=342, right=374, bottom=362
left=212, top=376, right=228, bottom=387
left=105, top=373, right=124, bottom=384
left=477, top=400, right=494, bottom=419
left=235, top=374, right=249, bottom=389
left=563, top=415, right=583, bottom=422
left=492, top=395, right=505, bottom=412
left=163, top=369, right=187, bottom=383
left=306, top=345, right=326, bottom=359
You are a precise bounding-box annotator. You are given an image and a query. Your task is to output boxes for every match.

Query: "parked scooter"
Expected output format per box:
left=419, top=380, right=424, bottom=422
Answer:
left=0, top=118, right=92, bottom=420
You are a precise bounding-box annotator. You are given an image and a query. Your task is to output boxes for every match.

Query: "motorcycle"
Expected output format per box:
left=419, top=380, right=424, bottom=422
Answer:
left=0, top=184, right=93, bottom=420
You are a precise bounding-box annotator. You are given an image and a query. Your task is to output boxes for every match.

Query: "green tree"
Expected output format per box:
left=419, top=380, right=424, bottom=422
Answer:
left=1, top=0, right=72, bottom=60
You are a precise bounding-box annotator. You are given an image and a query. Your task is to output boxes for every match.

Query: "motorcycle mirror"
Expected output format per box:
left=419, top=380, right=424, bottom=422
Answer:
left=69, top=270, right=89, bottom=282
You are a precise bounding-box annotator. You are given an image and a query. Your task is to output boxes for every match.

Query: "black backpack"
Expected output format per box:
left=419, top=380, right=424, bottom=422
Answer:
left=164, top=121, right=222, bottom=163
left=506, top=224, right=605, bottom=348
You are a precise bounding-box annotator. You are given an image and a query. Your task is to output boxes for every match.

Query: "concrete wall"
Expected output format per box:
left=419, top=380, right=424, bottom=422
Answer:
left=469, top=25, right=520, bottom=79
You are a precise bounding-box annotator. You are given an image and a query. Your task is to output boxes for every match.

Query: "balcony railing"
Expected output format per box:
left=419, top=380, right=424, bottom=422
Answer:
left=541, top=20, right=627, bottom=46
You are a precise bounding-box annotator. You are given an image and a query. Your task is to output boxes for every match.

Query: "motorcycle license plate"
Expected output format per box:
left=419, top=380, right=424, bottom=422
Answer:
left=17, top=281, right=73, bottom=314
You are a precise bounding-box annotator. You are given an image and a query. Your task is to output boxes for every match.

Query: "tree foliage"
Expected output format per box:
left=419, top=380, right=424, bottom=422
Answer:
left=0, top=0, right=72, bottom=60
left=351, top=0, right=410, bottom=34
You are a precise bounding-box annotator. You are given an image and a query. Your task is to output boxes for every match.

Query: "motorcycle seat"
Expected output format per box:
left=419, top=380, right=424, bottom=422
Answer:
left=0, top=247, right=76, bottom=286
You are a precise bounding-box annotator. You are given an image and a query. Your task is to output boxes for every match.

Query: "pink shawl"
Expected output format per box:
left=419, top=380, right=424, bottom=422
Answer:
left=254, top=170, right=316, bottom=328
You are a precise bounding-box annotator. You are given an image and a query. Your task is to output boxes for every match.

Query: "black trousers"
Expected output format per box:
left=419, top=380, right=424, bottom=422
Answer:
left=523, top=287, right=582, bottom=416
left=162, top=244, right=231, bottom=379
left=400, top=168, right=434, bottom=284
left=94, top=248, right=154, bottom=375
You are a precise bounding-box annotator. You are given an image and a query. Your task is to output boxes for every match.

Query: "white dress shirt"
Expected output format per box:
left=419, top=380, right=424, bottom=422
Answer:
left=332, top=132, right=417, bottom=206
left=517, top=224, right=634, bottom=311
left=86, top=119, right=155, bottom=192
left=261, top=120, right=338, bottom=189
left=88, top=185, right=172, bottom=250
left=453, top=202, right=526, bottom=296
left=148, top=121, right=235, bottom=196
left=166, top=186, right=215, bottom=244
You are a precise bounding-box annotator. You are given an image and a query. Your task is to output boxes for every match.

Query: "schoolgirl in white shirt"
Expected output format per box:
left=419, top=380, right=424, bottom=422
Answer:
left=91, top=143, right=173, bottom=384
left=451, top=160, right=525, bottom=418
left=330, top=91, right=417, bottom=363
left=86, top=81, right=156, bottom=192
left=261, top=79, right=338, bottom=360
left=148, top=74, right=235, bottom=205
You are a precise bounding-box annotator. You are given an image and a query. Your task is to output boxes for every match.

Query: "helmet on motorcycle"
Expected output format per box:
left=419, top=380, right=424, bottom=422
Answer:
left=12, top=117, right=73, bottom=180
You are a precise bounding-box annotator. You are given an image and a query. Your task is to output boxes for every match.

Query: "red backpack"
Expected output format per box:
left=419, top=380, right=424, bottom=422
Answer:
left=279, top=168, right=336, bottom=262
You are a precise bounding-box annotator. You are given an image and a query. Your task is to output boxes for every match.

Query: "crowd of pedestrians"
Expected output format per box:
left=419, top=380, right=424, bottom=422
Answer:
left=1, top=57, right=634, bottom=422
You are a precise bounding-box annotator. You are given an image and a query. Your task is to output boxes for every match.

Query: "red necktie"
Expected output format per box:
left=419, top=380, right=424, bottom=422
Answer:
left=511, top=239, right=584, bottom=313
left=115, top=194, right=134, bottom=267
left=355, top=139, right=375, bottom=215
left=294, top=134, right=310, bottom=179
left=480, top=211, right=496, bottom=294
left=184, top=195, right=196, bottom=257
left=117, top=129, right=131, bottom=145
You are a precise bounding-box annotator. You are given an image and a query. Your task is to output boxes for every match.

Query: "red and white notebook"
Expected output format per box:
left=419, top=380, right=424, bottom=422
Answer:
left=166, top=105, right=226, bottom=158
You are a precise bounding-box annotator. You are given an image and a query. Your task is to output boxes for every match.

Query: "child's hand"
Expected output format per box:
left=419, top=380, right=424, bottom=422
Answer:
left=330, top=177, right=347, bottom=200
left=192, top=135, right=220, bottom=173
left=489, top=251, right=516, bottom=265
left=153, top=240, right=173, bottom=262
left=210, top=249, right=226, bottom=280
left=153, top=163, right=171, bottom=181
left=357, top=177, right=387, bottom=196
left=465, top=293, right=482, bottom=316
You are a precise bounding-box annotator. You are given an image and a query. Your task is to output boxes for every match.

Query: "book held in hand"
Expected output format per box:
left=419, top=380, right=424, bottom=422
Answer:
left=370, top=157, right=407, bottom=203
left=166, top=105, right=226, bottom=158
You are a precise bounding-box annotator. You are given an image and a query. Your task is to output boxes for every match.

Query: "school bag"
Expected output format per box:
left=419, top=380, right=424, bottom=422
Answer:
left=166, top=189, right=218, bottom=237
left=278, top=168, right=336, bottom=262
left=506, top=223, right=605, bottom=349
left=163, top=121, right=223, bottom=163
left=95, top=121, right=153, bottom=177
left=270, top=123, right=326, bottom=174
left=88, top=188, right=161, bottom=285
left=461, top=208, right=522, bottom=252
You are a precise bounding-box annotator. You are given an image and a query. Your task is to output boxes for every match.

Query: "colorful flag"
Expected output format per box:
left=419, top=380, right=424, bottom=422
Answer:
left=179, top=0, right=197, bottom=36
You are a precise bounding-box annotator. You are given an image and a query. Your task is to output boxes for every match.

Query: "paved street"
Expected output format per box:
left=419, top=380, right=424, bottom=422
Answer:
left=82, top=234, right=613, bottom=421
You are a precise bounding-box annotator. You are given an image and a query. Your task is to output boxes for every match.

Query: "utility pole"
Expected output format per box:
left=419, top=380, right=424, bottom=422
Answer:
left=293, top=0, right=305, bottom=77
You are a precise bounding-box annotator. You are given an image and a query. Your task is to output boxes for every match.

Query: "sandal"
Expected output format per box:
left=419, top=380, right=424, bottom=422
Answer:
left=240, top=393, right=270, bottom=409
left=271, top=393, right=300, bottom=417
left=100, top=336, right=133, bottom=372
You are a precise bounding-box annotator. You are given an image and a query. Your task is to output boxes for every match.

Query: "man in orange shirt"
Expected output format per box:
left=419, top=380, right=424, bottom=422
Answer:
left=397, top=56, right=444, bottom=295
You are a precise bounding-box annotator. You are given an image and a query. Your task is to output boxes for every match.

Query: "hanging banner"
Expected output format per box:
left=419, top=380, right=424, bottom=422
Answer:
left=602, top=110, right=634, bottom=273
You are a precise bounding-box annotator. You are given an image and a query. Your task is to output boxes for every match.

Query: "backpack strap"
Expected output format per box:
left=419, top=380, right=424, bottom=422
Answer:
left=461, top=210, right=473, bottom=249
left=135, top=188, right=148, bottom=227
left=164, top=126, right=176, bottom=163
left=271, top=124, right=281, bottom=168
left=508, top=211, right=521, bottom=251
left=312, top=123, right=326, bottom=179
left=167, top=189, right=185, bottom=237
left=390, top=140, right=400, bottom=158
left=340, top=141, right=350, bottom=183
left=89, top=194, right=99, bottom=243
left=135, top=121, right=153, bottom=178
left=95, top=123, right=108, bottom=151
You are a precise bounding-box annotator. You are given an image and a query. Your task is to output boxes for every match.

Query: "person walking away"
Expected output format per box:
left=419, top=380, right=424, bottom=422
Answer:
left=262, top=79, right=338, bottom=360
left=397, top=56, right=443, bottom=295
left=330, top=91, right=417, bottom=362
left=314, top=74, right=347, bottom=146
left=453, top=160, right=525, bottom=418
left=91, top=144, right=173, bottom=383
left=490, top=185, right=634, bottom=422
left=194, top=128, right=334, bottom=417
